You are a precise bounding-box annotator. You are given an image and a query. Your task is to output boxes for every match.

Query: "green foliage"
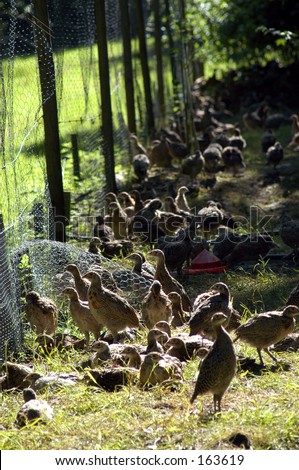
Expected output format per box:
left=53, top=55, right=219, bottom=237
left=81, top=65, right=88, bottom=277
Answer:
left=1, top=333, right=299, bottom=450
left=185, top=0, right=299, bottom=75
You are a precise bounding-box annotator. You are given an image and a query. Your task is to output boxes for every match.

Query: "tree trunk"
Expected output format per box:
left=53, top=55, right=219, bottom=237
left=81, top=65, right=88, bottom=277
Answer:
left=94, top=0, right=117, bottom=194
left=33, top=0, right=66, bottom=241
left=135, top=0, right=155, bottom=137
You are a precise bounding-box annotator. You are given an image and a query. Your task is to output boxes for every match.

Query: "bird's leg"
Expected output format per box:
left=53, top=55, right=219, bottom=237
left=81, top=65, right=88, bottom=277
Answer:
left=257, top=348, right=265, bottom=367
left=213, top=396, right=217, bottom=413
left=264, top=347, right=278, bottom=363
left=84, top=332, right=90, bottom=347
left=214, top=395, right=221, bottom=413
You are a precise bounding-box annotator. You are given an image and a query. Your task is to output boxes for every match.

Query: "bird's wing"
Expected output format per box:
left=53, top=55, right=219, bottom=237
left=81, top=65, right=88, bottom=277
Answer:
left=236, top=314, right=285, bottom=343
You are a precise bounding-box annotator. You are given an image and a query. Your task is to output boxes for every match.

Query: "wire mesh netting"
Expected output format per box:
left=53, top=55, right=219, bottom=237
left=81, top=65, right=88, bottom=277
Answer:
left=0, top=0, right=193, bottom=360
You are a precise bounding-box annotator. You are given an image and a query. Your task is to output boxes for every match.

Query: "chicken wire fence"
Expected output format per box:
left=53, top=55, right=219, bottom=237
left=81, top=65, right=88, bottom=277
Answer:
left=0, top=0, right=194, bottom=359
left=1, top=236, right=152, bottom=362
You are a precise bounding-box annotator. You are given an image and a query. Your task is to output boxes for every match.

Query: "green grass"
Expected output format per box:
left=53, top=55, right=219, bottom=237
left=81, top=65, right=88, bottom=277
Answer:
left=1, top=330, right=299, bottom=450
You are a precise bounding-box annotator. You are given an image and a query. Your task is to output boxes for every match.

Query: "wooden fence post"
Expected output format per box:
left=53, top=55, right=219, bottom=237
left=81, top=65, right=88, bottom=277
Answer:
left=135, top=0, right=155, bottom=137
left=153, top=0, right=165, bottom=124
left=71, top=134, right=81, bottom=180
left=94, top=0, right=117, bottom=194
left=33, top=0, right=66, bottom=242
left=164, top=0, right=180, bottom=113
left=119, top=0, right=136, bottom=135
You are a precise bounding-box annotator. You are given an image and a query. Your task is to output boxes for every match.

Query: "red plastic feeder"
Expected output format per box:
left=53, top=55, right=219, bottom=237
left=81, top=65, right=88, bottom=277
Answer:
left=184, top=249, right=227, bottom=275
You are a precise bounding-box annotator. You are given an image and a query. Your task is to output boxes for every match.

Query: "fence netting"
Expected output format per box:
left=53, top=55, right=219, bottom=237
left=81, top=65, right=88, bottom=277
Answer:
left=0, top=0, right=193, bottom=361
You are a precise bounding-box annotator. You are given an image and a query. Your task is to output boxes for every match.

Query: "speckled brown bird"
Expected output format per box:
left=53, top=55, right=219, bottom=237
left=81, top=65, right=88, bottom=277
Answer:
left=62, top=287, right=103, bottom=345
left=212, top=226, right=246, bottom=260
left=229, top=128, right=246, bottom=151
left=129, top=189, right=145, bottom=213
left=118, top=191, right=136, bottom=219
left=131, top=198, right=165, bottom=243
left=105, top=192, right=120, bottom=216
left=130, top=133, right=148, bottom=156
left=261, top=129, right=276, bottom=153
left=98, top=239, right=134, bottom=259
left=125, top=252, right=154, bottom=280
left=139, top=351, right=182, bottom=388
left=156, top=229, right=195, bottom=275
left=156, top=210, right=186, bottom=236
left=189, top=282, right=232, bottom=338
left=22, top=371, right=79, bottom=391
left=141, top=280, right=173, bottom=329
left=93, top=215, right=115, bottom=241
left=181, top=150, right=205, bottom=181
left=154, top=320, right=172, bottom=338
left=222, top=146, right=246, bottom=176
left=145, top=328, right=169, bottom=354
left=65, top=264, right=90, bottom=301
left=109, top=201, right=128, bottom=239
left=88, top=237, right=103, bottom=258
left=190, top=312, right=237, bottom=412
left=203, top=143, right=222, bottom=173
left=86, top=367, right=139, bottom=392
left=168, top=291, right=190, bottom=326
left=234, top=305, right=299, bottom=366
left=148, top=249, right=192, bottom=312
left=266, top=141, right=284, bottom=169
left=164, top=337, right=200, bottom=361
left=175, top=186, right=191, bottom=212
left=163, top=196, right=190, bottom=219
left=279, top=215, right=299, bottom=260
left=242, top=104, right=267, bottom=131
left=15, top=388, right=54, bottom=428
left=122, top=345, right=143, bottom=369
left=24, top=291, right=58, bottom=335
left=35, top=332, right=85, bottom=353
left=91, top=339, right=145, bottom=362
left=197, top=200, right=224, bottom=237
left=77, top=340, right=125, bottom=369
left=1, top=361, right=33, bottom=390
left=222, top=234, right=276, bottom=266
left=164, top=137, right=188, bottom=160
left=133, top=154, right=150, bottom=182
left=148, top=139, right=172, bottom=167
left=85, top=271, right=140, bottom=341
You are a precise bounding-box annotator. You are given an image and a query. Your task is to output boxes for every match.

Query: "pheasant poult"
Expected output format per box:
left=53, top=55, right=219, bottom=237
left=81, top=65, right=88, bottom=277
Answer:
left=266, top=141, right=284, bottom=169
left=190, top=313, right=237, bottom=413
left=141, top=280, right=173, bottom=329
left=62, top=287, right=103, bottom=345
left=65, top=264, right=90, bottom=301
left=24, top=291, right=58, bottom=335
left=139, top=352, right=183, bottom=388
left=85, top=271, right=140, bottom=341
left=189, top=282, right=232, bottom=338
left=15, top=388, right=53, bottom=428
left=148, top=249, right=192, bottom=312
left=234, top=305, right=299, bottom=366
left=168, top=291, right=190, bottom=326
left=175, top=186, right=191, bottom=212
left=279, top=215, right=299, bottom=261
